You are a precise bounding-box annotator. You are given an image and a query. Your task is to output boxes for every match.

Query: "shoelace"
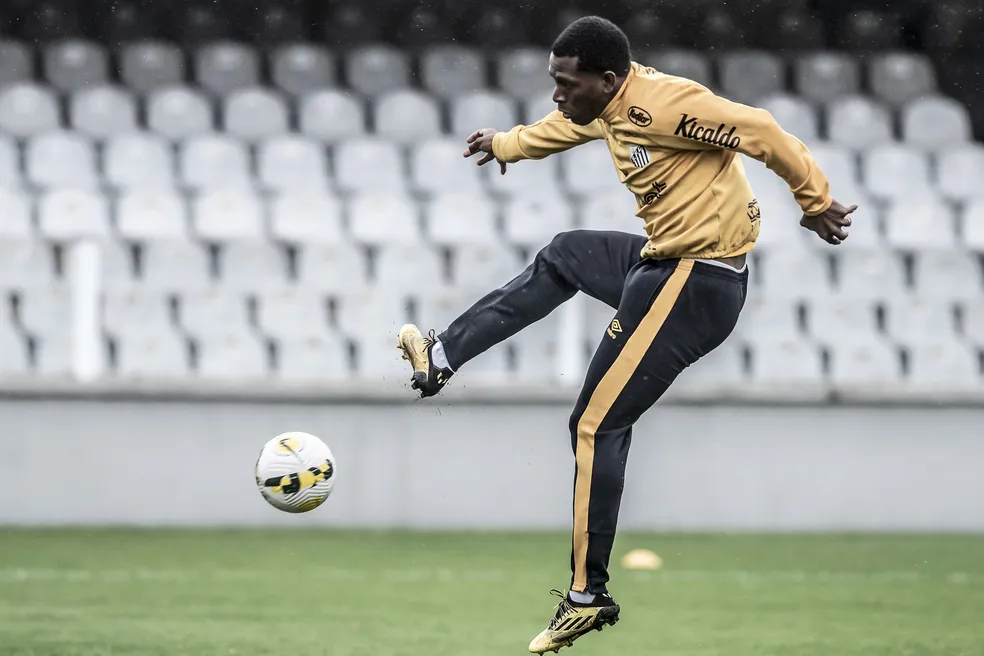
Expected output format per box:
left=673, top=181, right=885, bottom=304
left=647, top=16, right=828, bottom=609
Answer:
left=422, top=329, right=437, bottom=348
left=547, top=589, right=577, bottom=629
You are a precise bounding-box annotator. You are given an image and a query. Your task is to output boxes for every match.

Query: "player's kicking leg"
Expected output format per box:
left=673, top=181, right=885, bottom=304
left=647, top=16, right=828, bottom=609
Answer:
left=528, top=257, right=748, bottom=654
left=397, top=230, right=647, bottom=397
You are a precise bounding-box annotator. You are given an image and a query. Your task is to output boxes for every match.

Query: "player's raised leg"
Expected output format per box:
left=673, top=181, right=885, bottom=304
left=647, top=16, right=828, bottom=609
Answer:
left=528, top=258, right=747, bottom=654
left=398, top=229, right=647, bottom=397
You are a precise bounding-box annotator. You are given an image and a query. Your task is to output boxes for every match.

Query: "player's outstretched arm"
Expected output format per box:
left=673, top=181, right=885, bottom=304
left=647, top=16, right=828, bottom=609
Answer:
left=646, top=79, right=860, bottom=243
left=464, top=112, right=604, bottom=174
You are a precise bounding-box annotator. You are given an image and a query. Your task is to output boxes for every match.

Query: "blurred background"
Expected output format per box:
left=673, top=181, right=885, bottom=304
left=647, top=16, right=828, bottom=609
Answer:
left=0, top=0, right=982, bottom=527
left=2, top=1, right=984, bottom=654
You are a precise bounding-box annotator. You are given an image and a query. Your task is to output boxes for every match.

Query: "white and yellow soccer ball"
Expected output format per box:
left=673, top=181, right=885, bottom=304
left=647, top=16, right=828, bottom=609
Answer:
left=255, top=432, right=336, bottom=513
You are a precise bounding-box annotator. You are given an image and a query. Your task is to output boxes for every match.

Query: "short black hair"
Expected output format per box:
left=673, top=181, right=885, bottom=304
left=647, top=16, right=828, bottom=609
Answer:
left=551, top=16, right=631, bottom=76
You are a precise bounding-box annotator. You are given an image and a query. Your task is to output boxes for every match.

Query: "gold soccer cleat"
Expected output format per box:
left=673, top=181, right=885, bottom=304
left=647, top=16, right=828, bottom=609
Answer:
left=396, top=324, right=453, bottom=398
left=528, top=589, right=620, bottom=654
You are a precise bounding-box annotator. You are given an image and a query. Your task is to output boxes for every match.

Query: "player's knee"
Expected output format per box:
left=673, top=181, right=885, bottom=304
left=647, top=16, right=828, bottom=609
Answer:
left=537, top=230, right=584, bottom=265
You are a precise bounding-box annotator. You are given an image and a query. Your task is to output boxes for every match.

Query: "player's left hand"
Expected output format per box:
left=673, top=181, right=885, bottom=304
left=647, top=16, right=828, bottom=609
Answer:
left=464, top=128, right=507, bottom=175
left=800, top=199, right=857, bottom=245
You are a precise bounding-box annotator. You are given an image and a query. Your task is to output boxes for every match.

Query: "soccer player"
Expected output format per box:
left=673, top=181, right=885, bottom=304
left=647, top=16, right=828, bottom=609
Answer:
left=397, top=15, right=856, bottom=654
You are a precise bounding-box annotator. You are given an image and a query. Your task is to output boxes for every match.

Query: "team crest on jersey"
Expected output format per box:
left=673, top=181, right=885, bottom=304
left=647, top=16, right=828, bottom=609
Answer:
left=629, top=145, right=650, bottom=168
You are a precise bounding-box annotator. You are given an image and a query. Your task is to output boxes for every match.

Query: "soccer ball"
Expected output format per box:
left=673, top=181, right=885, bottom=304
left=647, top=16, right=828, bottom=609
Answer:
left=255, top=432, right=336, bottom=513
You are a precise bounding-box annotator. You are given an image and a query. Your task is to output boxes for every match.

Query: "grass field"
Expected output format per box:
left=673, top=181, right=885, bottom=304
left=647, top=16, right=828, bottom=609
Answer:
left=1, top=529, right=983, bottom=656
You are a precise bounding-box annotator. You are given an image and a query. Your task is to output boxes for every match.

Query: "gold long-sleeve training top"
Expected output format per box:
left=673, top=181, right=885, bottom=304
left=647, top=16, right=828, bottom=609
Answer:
left=492, top=62, right=833, bottom=260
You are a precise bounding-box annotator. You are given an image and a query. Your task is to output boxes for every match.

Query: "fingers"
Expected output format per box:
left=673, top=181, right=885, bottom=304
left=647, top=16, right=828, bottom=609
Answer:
left=827, top=219, right=849, bottom=243
left=499, top=160, right=507, bottom=175
left=477, top=151, right=495, bottom=166
left=463, top=139, right=482, bottom=158
left=463, top=130, right=483, bottom=157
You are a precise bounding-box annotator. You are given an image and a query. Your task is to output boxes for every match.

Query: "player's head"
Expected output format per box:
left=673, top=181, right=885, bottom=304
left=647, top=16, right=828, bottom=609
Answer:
left=549, top=16, right=631, bottom=126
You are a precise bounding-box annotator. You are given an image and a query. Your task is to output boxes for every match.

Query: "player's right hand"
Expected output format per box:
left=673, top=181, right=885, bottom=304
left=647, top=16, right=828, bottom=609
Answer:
left=464, top=128, right=507, bottom=175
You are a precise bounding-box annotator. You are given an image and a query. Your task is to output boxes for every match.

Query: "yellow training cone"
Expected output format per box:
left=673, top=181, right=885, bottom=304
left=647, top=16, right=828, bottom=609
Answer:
left=621, top=548, right=663, bottom=570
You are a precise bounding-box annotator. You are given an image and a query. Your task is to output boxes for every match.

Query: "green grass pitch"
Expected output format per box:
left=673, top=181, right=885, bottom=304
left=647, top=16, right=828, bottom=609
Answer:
left=1, top=529, right=983, bottom=655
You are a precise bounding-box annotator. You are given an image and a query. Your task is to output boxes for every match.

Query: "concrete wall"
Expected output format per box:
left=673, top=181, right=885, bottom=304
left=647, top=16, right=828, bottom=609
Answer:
left=2, top=395, right=983, bottom=531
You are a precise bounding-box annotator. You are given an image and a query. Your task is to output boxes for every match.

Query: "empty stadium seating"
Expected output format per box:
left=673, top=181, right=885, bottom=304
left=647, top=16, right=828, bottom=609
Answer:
left=0, top=29, right=980, bottom=397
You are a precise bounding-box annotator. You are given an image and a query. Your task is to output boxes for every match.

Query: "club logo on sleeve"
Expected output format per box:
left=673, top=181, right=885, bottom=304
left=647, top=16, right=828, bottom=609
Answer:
left=747, top=199, right=761, bottom=222
left=627, top=106, right=652, bottom=127
left=674, top=113, right=741, bottom=149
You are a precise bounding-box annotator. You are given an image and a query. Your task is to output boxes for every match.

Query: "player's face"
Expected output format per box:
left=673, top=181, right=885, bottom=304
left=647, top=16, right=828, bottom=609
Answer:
left=548, top=54, right=614, bottom=126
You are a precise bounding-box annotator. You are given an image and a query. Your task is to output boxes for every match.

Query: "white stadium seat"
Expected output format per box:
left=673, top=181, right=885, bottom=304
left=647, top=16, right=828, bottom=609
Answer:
left=427, top=192, right=497, bottom=245
left=223, top=87, right=290, bottom=140
left=196, top=331, right=268, bottom=380
left=38, top=189, right=110, bottom=239
left=411, top=139, right=484, bottom=194
left=257, top=289, right=332, bottom=340
left=147, top=86, right=214, bottom=139
left=117, top=190, right=188, bottom=240
left=748, top=336, right=824, bottom=386
left=299, top=90, right=366, bottom=143
left=348, top=192, right=421, bottom=245
left=733, top=295, right=802, bottom=342
left=906, top=338, right=980, bottom=389
left=884, top=295, right=958, bottom=345
left=503, top=191, right=575, bottom=248
left=450, top=244, right=521, bottom=292
left=935, top=145, right=984, bottom=202
left=296, top=243, right=368, bottom=293
left=834, top=249, right=907, bottom=299
left=884, top=197, right=957, bottom=250
left=373, top=90, right=442, bottom=144
left=334, top=138, right=405, bottom=193
left=104, top=133, right=176, bottom=189
left=862, top=144, right=932, bottom=202
left=270, top=192, right=345, bottom=245
left=829, top=337, right=901, bottom=387
left=193, top=189, right=265, bottom=241
left=807, top=295, right=881, bottom=344
left=257, top=136, right=330, bottom=192
left=26, top=131, right=98, bottom=188
left=140, top=241, right=211, bottom=292
left=218, top=241, right=289, bottom=291
left=276, top=336, right=348, bottom=383
left=374, top=244, right=444, bottom=292
left=180, top=134, right=252, bottom=190
left=911, top=250, right=983, bottom=300
left=70, top=85, right=138, bottom=138
left=115, top=330, right=190, bottom=379
left=180, top=290, right=251, bottom=339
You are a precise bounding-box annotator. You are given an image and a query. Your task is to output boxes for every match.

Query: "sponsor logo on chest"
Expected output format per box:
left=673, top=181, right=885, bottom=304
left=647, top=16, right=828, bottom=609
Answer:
left=674, top=113, right=741, bottom=149
left=627, top=106, right=652, bottom=127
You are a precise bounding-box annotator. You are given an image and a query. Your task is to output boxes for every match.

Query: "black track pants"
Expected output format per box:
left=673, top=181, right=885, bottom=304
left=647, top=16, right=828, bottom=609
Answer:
left=438, top=230, right=748, bottom=594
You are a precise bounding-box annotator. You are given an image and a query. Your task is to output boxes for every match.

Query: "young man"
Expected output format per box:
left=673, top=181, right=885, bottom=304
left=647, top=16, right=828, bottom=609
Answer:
left=398, top=15, right=856, bottom=654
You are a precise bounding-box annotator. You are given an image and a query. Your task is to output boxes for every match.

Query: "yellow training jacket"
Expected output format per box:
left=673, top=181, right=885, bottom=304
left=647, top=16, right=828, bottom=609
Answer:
left=492, top=62, right=833, bottom=260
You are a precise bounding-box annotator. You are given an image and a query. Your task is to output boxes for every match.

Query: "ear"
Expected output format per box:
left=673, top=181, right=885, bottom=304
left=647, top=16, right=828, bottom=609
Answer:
left=602, top=71, right=618, bottom=92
